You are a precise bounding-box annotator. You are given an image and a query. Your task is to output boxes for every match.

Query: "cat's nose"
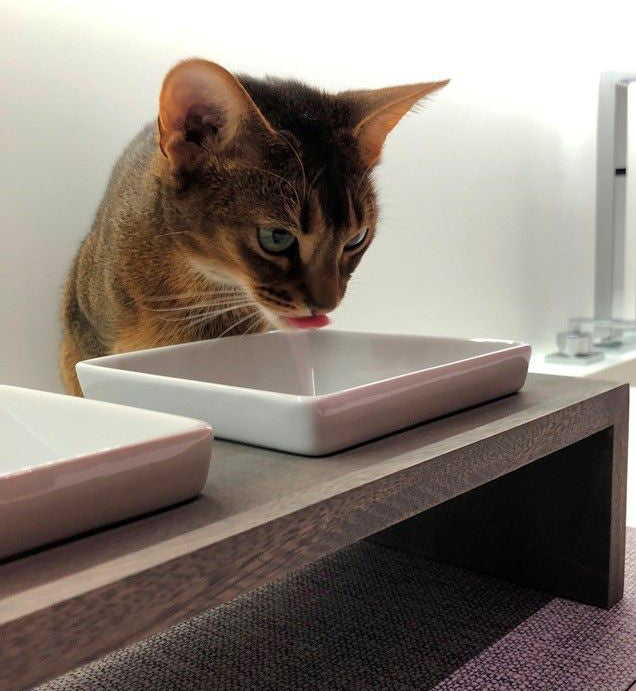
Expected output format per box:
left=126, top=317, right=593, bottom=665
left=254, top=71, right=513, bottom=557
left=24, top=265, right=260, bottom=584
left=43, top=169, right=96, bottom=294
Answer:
left=308, top=298, right=337, bottom=314
left=305, top=286, right=339, bottom=313
left=306, top=284, right=340, bottom=313
left=304, top=265, right=340, bottom=312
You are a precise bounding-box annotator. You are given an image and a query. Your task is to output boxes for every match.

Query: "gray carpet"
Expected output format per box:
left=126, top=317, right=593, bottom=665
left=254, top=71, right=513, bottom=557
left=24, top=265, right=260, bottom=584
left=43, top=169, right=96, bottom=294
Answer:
left=38, top=529, right=636, bottom=691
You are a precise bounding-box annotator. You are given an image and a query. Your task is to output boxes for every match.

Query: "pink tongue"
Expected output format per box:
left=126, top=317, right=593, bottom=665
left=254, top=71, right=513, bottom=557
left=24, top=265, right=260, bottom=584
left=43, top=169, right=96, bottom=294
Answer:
left=286, top=314, right=331, bottom=329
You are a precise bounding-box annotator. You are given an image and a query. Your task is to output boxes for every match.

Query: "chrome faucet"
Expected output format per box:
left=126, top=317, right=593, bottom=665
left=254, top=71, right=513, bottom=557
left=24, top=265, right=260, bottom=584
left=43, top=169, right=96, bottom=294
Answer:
left=553, top=71, right=636, bottom=364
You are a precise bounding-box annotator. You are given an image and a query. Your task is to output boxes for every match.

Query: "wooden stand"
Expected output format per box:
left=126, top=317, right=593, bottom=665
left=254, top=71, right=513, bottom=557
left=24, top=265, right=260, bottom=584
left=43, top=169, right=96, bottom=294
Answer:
left=0, top=374, right=628, bottom=690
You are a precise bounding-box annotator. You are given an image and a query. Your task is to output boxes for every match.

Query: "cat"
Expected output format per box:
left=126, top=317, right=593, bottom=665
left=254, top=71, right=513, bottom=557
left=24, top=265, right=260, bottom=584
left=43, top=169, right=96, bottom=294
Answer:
left=60, top=58, right=448, bottom=395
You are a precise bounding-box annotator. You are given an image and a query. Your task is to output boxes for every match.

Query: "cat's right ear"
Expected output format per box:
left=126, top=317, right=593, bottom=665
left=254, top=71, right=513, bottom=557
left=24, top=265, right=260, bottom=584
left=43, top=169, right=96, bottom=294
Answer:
left=158, top=58, right=274, bottom=170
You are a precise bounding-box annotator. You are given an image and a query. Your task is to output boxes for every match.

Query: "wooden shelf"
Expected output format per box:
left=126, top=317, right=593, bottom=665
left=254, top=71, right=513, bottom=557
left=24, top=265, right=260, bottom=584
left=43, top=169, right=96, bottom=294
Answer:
left=0, top=374, right=628, bottom=690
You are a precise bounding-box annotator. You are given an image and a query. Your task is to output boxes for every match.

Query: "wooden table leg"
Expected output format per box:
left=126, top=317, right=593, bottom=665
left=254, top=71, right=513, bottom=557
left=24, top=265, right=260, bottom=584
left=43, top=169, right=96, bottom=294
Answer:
left=370, top=421, right=628, bottom=609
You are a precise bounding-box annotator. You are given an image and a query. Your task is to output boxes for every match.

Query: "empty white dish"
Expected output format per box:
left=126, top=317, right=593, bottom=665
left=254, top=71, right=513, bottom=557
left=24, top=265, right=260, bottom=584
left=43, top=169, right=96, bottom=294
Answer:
left=0, top=385, right=212, bottom=559
left=77, top=330, right=531, bottom=456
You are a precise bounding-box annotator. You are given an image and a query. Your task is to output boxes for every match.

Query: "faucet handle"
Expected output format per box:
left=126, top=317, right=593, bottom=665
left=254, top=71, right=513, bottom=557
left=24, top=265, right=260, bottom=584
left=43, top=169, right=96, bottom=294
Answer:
left=556, top=330, right=594, bottom=357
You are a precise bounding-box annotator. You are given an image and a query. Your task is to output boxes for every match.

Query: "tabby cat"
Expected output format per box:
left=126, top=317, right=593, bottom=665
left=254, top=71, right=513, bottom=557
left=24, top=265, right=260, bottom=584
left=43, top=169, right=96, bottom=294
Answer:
left=60, top=58, right=448, bottom=395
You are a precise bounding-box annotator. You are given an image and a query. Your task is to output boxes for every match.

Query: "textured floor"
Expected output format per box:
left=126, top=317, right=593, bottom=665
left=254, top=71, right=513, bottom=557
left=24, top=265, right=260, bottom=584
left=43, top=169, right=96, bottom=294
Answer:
left=38, top=529, right=636, bottom=690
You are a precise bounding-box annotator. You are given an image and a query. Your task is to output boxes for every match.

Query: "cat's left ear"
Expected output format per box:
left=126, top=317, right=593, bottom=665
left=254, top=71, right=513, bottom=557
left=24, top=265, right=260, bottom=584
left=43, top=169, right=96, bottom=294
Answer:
left=344, top=80, right=450, bottom=167
left=158, top=58, right=275, bottom=170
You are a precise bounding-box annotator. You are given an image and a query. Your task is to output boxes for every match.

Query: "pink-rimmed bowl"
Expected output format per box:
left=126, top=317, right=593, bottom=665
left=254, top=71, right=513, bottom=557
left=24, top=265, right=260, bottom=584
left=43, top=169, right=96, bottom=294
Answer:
left=0, top=385, right=212, bottom=559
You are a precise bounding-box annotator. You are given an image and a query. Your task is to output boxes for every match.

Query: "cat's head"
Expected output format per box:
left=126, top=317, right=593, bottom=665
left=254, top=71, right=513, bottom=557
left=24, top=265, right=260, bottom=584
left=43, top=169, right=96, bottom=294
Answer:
left=156, top=58, right=448, bottom=326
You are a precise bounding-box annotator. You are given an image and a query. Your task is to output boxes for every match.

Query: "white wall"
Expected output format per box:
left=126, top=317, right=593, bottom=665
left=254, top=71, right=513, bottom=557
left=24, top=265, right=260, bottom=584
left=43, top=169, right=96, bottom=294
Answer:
left=2, top=0, right=636, bottom=392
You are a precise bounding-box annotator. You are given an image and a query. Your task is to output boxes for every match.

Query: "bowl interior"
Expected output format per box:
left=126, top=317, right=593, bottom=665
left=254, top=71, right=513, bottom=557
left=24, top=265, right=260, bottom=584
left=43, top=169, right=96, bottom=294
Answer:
left=0, top=386, right=203, bottom=473
left=93, top=330, right=520, bottom=396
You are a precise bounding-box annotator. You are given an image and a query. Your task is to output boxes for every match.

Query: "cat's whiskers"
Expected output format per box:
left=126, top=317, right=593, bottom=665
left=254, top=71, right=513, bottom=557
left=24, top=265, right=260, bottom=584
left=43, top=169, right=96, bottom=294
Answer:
left=142, top=288, right=247, bottom=303
left=180, top=308, right=250, bottom=330
left=175, top=305, right=262, bottom=338
left=248, top=313, right=267, bottom=334
left=163, top=304, right=256, bottom=326
left=211, top=308, right=266, bottom=341
left=146, top=297, right=254, bottom=313
left=234, top=311, right=268, bottom=341
left=159, top=300, right=257, bottom=325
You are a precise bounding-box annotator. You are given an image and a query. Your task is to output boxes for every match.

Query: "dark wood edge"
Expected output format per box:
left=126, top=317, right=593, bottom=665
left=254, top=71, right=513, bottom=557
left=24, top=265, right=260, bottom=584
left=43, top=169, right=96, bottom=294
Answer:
left=608, top=383, right=629, bottom=606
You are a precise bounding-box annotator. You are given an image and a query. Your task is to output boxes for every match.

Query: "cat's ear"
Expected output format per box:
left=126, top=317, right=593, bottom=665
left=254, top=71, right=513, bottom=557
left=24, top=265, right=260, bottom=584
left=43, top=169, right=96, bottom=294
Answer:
left=158, top=58, right=274, bottom=170
left=344, top=80, right=449, bottom=167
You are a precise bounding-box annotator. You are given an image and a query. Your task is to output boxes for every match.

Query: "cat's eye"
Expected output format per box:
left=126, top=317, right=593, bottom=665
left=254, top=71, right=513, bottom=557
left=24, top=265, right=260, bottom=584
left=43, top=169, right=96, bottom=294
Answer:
left=344, top=228, right=368, bottom=249
left=258, top=227, right=297, bottom=254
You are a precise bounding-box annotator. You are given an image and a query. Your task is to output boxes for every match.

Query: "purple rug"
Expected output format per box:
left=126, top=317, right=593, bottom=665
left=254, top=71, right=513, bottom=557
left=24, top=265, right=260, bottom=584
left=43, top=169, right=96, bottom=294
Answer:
left=434, top=529, right=636, bottom=690
left=39, top=529, right=636, bottom=690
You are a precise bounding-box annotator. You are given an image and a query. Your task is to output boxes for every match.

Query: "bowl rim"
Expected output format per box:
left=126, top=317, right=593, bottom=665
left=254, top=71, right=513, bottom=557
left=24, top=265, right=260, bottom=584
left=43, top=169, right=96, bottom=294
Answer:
left=0, top=385, right=213, bottom=484
left=76, top=329, right=532, bottom=402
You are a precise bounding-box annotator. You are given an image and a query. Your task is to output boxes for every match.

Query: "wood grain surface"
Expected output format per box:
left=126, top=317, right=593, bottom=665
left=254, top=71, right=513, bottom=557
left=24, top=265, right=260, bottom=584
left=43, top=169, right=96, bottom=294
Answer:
left=0, top=374, right=628, bottom=690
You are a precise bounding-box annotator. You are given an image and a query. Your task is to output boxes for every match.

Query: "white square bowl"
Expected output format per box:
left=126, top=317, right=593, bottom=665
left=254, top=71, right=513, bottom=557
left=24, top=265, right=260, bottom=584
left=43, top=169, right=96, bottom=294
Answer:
left=77, top=330, right=531, bottom=456
left=0, top=385, right=212, bottom=559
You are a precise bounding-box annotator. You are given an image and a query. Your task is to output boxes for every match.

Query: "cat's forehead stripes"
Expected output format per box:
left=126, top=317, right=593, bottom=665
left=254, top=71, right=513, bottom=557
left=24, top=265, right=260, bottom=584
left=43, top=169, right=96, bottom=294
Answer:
left=302, top=181, right=357, bottom=236
left=237, top=75, right=365, bottom=236
left=315, top=173, right=352, bottom=233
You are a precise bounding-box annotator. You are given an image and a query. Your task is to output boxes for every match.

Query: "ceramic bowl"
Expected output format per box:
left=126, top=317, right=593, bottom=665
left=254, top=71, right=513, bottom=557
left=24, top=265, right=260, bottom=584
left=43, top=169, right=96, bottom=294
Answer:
left=77, top=330, right=531, bottom=456
left=0, top=385, right=212, bottom=558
